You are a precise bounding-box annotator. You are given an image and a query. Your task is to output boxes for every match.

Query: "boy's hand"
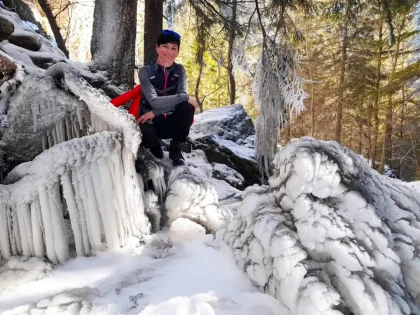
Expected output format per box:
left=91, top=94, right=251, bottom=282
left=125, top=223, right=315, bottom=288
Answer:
left=188, top=96, right=198, bottom=109
left=137, top=111, right=155, bottom=123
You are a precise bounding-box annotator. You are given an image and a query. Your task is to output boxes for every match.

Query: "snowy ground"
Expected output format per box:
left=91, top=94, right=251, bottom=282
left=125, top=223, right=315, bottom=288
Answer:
left=0, top=234, right=286, bottom=315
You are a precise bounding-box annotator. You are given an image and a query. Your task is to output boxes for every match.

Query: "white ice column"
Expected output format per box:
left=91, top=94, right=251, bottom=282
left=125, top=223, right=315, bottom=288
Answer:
left=61, top=173, right=85, bottom=256
left=0, top=202, right=11, bottom=259
left=71, top=168, right=91, bottom=255
left=39, top=187, right=59, bottom=264
left=31, top=198, right=44, bottom=257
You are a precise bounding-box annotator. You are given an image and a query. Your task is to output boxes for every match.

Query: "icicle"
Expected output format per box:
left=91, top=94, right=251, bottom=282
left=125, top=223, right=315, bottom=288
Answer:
left=48, top=182, right=69, bottom=263
left=75, top=167, right=94, bottom=250
left=122, top=147, right=150, bottom=238
left=52, top=127, right=58, bottom=146
left=61, top=173, right=84, bottom=256
left=59, top=119, right=66, bottom=143
left=73, top=116, right=81, bottom=138
left=0, top=202, right=11, bottom=259
left=96, top=158, right=120, bottom=248
left=65, top=117, right=72, bottom=141
left=11, top=205, right=23, bottom=255
left=8, top=205, right=18, bottom=256
left=47, top=130, right=53, bottom=149
left=82, top=164, right=103, bottom=249
left=42, top=135, right=47, bottom=151
left=71, top=168, right=91, bottom=255
left=89, top=161, right=116, bottom=248
left=16, top=202, right=33, bottom=256
left=38, top=187, right=58, bottom=264
left=31, top=198, right=44, bottom=257
left=110, top=149, right=131, bottom=244
left=77, top=108, right=84, bottom=131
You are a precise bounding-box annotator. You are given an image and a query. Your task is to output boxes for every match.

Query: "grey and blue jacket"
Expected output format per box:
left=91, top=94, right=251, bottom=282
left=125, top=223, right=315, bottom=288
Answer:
left=138, top=62, right=189, bottom=116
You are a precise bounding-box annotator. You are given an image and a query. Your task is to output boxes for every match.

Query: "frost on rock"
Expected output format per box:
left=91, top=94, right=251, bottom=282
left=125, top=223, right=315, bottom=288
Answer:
left=222, top=137, right=420, bottom=315
left=165, top=166, right=232, bottom=239
left=0, top=131, right=150, bottom=264
left=190, top=105, right=261, bottom=186
left=3, top=74, right=89, bottom=164
left=0, top=65, right=150, bottom=264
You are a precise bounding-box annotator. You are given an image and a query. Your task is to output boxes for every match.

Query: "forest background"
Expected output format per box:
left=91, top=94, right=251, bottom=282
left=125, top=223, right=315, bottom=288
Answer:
left=6, top=0, right=420, bottom=181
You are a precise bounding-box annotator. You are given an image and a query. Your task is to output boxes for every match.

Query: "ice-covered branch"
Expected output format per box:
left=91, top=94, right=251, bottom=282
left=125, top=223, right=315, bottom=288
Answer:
left=221, top=137, right=420, bottom=315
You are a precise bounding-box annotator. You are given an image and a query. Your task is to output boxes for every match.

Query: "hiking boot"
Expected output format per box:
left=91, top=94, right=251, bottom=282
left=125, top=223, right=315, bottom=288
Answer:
left=169, top=141, right=185, bottom=166
left=150, top=145, right=164, bottom=159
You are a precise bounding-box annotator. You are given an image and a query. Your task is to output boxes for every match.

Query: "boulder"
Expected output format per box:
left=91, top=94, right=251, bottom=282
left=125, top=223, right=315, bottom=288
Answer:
left=0, top=53, right=16, bottom=77
left=0, top=15, right=14, bottom=40
left=190, top=105, right=261, bottom=187
left=212, top=162, right=245, bottom=189
left=8, top=30, right=42, bottom=51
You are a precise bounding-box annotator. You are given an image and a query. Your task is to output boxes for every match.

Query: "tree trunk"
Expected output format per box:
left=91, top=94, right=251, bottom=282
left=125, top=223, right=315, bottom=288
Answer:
left=334, top=0, right=350, bottom=142
left=358, top=99, right=363, bottom=154
left=371, top=17, right=383, bottom=169
left=309, top=66, right=315, bottom=137
left=91, top=0, right=137, bottom=88
left=379, top=17, right=405, bottom=173
left=195, top=55, right=205, bottom=113
left=284, top=109, right=291, bottom=144
left=37, top=0, right=69, bottom=58
left=144, top=0, right=163, bottom=65
left=227, top=0, right=237, bottom=105
left=367, top=100, right=372, bottom=160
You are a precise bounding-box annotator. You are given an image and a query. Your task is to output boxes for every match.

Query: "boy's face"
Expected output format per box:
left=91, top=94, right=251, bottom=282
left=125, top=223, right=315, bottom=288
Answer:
left=156, top=42, right=179, bottom=65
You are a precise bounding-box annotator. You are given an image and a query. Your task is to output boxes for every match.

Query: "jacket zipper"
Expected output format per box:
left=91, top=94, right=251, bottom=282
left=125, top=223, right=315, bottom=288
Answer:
left=161, top=66, right=169, bottom=96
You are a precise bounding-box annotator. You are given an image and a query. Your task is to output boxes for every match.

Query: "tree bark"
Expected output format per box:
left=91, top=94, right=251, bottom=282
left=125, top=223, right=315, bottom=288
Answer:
left=358, top=99, right=363, bottom=154
left=309, top=66, right=315, bottom=137
left=91, top=0, right=137, bottom=88
left=379, top=17, right=405, bottom=173
left=144, top=0, right=163, bottom=65
left=227, top=0, right=237, bottom=105
left=371, top=17, right=383, bottom=169
left=37, top=0, right=69, bottom=58
left=334, top=0, right=350, bottom=142
left=195, top=55, right=204, bottom=113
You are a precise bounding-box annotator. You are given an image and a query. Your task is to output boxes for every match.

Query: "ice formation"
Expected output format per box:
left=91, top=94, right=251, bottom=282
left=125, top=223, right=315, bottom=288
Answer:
left=0, top=65, right=150, bottom=264
left=166, top=166, right=232, bottom=238
left=220, top=137, right=420, bottom=315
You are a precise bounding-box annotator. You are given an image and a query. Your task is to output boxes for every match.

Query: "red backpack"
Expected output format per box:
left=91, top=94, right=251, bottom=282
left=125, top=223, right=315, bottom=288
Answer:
left=110, top=84, right=142, bottom=120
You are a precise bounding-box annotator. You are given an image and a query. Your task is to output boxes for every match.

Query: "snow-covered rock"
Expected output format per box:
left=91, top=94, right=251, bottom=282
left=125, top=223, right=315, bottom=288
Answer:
left=190, top=104, right=261, bottom=187
left=0, top=63, right=149, bottom=264
left=165, top=166, right=232, bottom=237
left=0, top=15, right=14, bottom=40
left=212, top=162, right=245, bottom=189
left=221, top=137, right=420, bottom=315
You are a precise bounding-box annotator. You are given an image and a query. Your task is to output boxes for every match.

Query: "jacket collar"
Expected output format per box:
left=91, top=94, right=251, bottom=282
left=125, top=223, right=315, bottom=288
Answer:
left=155, top=61, right=176, bottom=72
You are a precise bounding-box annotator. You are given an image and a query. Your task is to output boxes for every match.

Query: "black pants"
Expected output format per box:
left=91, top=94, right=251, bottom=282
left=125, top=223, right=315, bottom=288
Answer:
left=139, top=102, right=194, bottom=148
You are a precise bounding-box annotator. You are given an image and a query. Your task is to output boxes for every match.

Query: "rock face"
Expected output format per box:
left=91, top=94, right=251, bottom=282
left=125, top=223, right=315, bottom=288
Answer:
left=0, top=15, right=14, bottom=40
left=189, top=104, right=261, bottom=187
left=8, top=30, right=42, bottom=51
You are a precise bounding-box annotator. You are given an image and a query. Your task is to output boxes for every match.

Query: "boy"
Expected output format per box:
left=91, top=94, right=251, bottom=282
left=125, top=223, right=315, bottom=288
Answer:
left=137, top=30, right=198, bottom=166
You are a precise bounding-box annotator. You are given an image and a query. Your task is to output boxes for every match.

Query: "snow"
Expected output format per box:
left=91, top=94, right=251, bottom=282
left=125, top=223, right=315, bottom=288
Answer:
left=222, top=137, right=420, bottom=315
left=189, top=104, right=255, bottom=143
left=2, top=5, right=420, bottom=315
left=0, top=7, right=66, bottom=72
left=0, top=235, right=287, bottom=315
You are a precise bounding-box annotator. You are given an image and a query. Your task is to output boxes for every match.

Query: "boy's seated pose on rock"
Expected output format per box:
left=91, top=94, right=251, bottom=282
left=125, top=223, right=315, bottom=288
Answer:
left=137, top=30, right=198, bottom=166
